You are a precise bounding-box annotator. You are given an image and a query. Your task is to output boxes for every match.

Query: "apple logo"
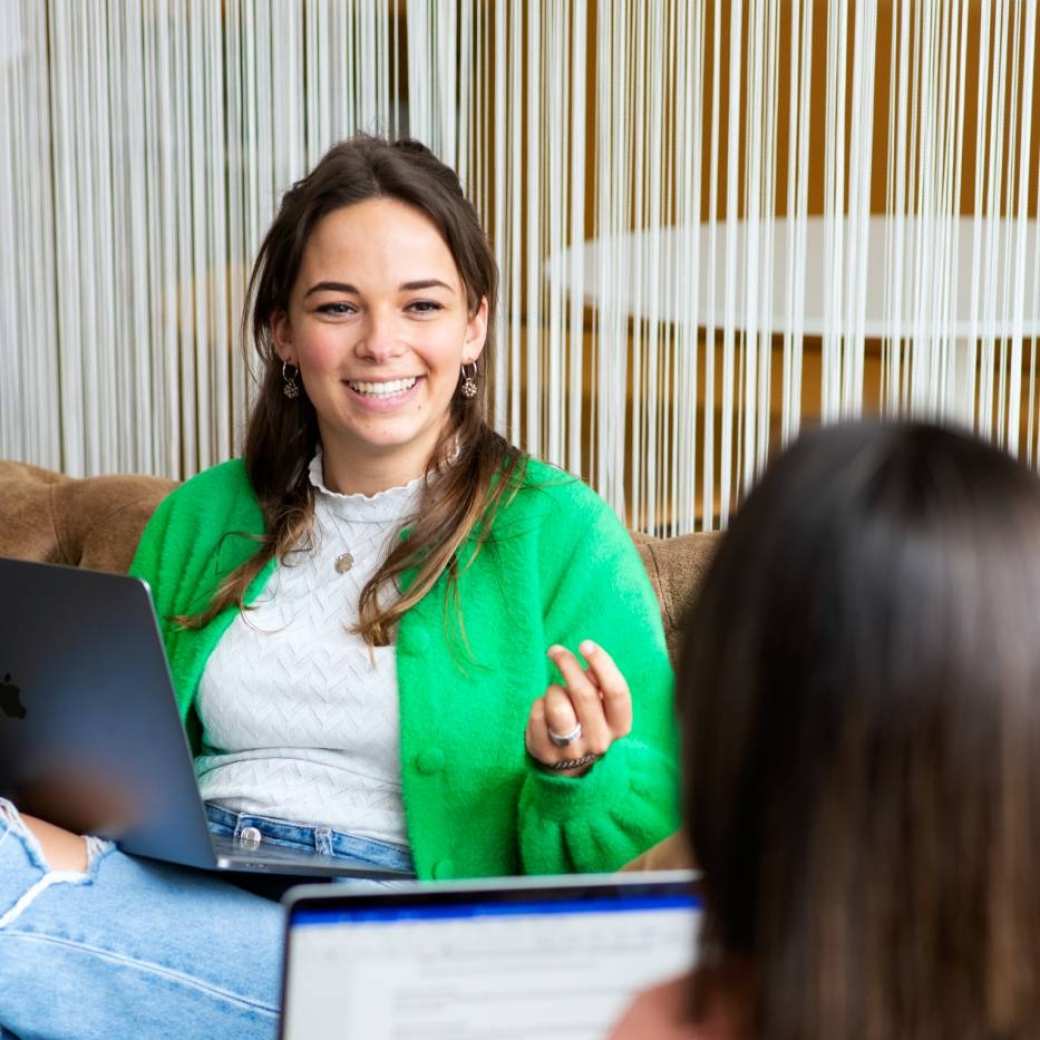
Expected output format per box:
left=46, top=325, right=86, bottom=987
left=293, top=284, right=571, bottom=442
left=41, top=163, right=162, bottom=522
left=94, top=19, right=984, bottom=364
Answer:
left=0, top=674, right=26, bottom=719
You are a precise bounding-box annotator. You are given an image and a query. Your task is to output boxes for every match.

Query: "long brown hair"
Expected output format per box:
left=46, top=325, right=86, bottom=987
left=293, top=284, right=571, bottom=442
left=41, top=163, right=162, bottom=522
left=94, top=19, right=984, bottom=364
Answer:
left=680, top=421, right=1040, bottom=1039
left=185, top=135, right=524, bottom=645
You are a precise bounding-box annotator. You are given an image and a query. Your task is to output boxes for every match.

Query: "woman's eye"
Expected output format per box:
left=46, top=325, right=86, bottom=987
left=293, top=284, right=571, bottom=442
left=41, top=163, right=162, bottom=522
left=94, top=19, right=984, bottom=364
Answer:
left=408, top=300, right=443, bottom=314
left=316, top=302, right=354, bottom=316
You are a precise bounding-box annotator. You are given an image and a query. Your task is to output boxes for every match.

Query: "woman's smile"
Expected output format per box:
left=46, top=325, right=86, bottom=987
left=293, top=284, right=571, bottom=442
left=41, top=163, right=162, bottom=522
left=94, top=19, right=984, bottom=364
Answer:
left=343, top=375, right=424, bottom=411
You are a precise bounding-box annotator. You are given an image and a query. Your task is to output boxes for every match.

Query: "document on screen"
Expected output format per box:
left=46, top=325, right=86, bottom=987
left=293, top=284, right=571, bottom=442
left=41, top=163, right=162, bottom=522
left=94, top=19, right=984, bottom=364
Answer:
left=282, top=897, right=699, bottom=1040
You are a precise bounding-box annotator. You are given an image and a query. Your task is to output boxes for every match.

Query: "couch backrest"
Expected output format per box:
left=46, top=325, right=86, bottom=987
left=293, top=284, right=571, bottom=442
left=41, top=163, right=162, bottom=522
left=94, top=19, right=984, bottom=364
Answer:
left=0, top=460, right=720, bottom=661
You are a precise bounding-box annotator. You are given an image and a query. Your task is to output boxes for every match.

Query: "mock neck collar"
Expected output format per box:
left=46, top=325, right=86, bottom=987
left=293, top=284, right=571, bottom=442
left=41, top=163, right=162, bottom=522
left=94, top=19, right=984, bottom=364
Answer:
left=308, top=448, right=426, bottom=523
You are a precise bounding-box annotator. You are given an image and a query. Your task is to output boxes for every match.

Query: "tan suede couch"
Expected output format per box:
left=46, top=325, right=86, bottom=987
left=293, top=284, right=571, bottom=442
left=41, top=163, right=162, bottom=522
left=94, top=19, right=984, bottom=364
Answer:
left=0, top=458, right=716, bottom=870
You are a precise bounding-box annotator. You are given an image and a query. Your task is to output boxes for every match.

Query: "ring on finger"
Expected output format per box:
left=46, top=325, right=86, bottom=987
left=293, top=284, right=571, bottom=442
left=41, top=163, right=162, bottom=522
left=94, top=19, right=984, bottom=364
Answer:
left=547, top=721, right=583, bottom=748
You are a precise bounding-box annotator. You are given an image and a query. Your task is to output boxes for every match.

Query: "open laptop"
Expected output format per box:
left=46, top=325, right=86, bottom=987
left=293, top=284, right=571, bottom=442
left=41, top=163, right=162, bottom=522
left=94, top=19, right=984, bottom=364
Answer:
left=0, top=556, right=409, bottom=879
left=279, top=870, right=701, bottom=1040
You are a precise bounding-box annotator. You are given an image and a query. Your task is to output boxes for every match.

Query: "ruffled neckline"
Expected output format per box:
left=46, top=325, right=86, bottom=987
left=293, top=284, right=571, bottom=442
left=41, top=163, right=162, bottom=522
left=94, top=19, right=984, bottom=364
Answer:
left=308, top=448, right=426, bottom=523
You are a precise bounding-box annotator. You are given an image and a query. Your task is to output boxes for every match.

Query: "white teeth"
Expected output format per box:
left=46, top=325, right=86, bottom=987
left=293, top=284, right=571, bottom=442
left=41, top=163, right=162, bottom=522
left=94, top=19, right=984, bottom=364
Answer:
left=347, top=377, right=418, bottom=397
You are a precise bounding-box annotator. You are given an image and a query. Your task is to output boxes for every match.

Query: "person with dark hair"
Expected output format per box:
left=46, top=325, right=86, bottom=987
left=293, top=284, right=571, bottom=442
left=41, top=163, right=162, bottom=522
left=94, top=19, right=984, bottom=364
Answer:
left=612, top=420, right=1040, bottom=1040
left=0, top=136, right=678, bottom=1037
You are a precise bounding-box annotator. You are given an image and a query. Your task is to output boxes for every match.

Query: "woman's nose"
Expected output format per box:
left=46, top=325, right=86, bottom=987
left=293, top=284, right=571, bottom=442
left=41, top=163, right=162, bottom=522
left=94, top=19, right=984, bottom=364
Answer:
left=354, top=311, right=403, bottom=363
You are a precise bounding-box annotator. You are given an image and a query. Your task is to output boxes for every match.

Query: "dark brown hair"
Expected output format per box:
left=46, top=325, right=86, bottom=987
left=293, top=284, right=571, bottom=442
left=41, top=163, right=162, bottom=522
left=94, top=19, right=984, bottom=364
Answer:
left=186, top=135, right=524, bottom=644
left=680, top=421, right=1040, bottom=1039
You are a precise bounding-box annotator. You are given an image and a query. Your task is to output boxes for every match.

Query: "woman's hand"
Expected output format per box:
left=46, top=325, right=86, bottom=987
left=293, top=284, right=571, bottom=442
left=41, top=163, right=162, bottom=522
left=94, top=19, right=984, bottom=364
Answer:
left=525, top=640, right=634, bottom=777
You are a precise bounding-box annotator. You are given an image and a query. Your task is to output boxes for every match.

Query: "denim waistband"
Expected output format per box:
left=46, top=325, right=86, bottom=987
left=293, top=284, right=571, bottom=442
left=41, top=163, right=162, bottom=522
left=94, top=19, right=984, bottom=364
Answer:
left=204, top=803, right=415, bottom=876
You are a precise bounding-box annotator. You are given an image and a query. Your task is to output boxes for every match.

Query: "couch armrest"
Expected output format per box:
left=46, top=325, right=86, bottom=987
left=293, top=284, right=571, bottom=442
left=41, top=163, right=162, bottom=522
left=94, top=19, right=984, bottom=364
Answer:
left=0, top=461, right=174, bottom=574
left=0, top=461, right=68, bottom=565
left=634, top=531, right=722, bottom=663
left=52, top=474, right=176, bottom=573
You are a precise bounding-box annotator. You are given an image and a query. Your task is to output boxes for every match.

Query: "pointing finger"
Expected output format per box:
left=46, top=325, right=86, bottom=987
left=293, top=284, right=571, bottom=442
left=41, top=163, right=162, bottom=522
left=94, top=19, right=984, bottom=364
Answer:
left=579, top=640, right=632, bottom=736
left=548, top=644, right=600, bottom=702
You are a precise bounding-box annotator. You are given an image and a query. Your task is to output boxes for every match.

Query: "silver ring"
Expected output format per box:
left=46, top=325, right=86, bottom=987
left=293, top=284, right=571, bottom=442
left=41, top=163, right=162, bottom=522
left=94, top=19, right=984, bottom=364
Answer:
left=547, top=722, right=582, bottom=748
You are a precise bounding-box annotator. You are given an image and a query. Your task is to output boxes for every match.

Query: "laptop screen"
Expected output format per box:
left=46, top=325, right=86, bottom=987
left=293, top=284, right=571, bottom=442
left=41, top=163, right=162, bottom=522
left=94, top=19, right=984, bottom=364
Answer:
left=280, top=871, right=700, bottom=1040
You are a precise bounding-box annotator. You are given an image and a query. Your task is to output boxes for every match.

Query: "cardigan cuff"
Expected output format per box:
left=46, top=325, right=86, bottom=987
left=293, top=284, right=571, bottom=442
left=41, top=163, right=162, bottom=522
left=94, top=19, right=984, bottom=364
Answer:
left=524, top=738, right=653, bottom=823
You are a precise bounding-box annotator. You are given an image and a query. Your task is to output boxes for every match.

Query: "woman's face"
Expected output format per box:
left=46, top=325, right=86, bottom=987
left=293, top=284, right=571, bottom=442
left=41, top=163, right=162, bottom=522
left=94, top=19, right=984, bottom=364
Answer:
left=272, top=197, right=487, bottom=491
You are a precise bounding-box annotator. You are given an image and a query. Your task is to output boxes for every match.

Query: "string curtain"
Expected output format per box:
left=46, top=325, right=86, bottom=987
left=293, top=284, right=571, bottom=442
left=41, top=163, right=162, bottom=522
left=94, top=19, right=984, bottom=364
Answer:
left=2, top=0, right=1039, bottom=533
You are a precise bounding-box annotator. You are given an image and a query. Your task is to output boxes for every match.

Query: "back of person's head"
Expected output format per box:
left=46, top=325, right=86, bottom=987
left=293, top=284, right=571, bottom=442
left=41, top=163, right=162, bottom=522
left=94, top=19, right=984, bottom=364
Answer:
left=680, top=420, right=1040, bottom=1040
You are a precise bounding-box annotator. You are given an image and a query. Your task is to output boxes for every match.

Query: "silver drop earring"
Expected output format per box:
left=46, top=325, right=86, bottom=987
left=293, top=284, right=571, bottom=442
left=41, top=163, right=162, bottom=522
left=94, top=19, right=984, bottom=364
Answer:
left=282, top=361, right=300, bottom=399
left=459, top=362, right=478, bottom=399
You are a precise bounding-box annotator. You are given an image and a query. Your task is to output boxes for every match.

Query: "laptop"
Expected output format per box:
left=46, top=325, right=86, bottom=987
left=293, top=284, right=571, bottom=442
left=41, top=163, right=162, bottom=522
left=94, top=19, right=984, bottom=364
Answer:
left=0, top=556, right=409, bottom=879
left=279, top=870, right=701, bottom=1040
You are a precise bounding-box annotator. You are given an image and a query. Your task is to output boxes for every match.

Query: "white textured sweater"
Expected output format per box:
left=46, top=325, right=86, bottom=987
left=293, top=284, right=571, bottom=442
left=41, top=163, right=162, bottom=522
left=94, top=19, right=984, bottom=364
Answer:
left=193, top=452, right=422, bottom=846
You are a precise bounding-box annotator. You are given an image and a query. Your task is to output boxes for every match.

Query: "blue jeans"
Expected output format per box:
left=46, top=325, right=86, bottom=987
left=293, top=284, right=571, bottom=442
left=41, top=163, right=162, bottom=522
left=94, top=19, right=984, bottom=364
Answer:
left=0, top=799, right=415, bottom=1039
left=203, top=804, right=415, bottom=875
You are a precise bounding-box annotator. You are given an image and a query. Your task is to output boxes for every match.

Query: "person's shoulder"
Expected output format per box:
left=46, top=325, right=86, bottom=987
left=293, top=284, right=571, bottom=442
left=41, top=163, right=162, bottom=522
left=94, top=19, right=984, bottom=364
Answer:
left=162, top=458, right=252, bottom=508
left=487, top=456, right=629, bottom=562
left=151, top=458, right=259, bottom=532
left=176, top=457, right=251, bottom=496
left=131, top=460, right=260, bottom=581
left=506, top=456, right=615, bottom=524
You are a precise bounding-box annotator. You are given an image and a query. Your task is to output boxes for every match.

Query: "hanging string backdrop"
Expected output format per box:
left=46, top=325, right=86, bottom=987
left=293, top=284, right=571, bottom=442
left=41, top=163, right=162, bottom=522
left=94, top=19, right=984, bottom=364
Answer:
left=2, top=0, right=1039, bottom=532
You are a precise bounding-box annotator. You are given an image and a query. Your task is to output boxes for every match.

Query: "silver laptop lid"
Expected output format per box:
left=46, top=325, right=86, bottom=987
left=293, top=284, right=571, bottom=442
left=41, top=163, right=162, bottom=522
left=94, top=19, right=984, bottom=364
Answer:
left=280, top=870, right=701, bottom=1040
left=0, top=557, right=217, bottom=869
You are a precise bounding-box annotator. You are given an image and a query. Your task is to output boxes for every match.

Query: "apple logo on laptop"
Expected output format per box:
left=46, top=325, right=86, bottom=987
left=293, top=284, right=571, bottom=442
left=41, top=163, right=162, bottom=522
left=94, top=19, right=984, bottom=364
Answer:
left=0, top=674, right=26, bottom=719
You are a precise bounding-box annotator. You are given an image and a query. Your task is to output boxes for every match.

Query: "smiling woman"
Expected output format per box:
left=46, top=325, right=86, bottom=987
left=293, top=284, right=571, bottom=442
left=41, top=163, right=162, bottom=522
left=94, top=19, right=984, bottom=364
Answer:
left=0, top=136, right=679, bottom=1038
left=217, top=139, right=523, bottom=651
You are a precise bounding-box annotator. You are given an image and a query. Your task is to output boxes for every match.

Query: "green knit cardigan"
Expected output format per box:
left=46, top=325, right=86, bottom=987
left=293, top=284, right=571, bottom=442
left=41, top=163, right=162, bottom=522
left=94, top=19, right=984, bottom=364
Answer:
left=129, top=456, right=680, bottom=880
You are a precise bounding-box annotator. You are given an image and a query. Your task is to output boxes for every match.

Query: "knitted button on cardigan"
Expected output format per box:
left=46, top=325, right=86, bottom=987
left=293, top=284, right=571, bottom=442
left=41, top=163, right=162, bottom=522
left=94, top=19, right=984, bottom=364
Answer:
left=129, top=456, right=680, bottom=880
